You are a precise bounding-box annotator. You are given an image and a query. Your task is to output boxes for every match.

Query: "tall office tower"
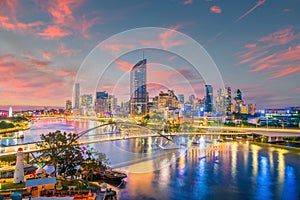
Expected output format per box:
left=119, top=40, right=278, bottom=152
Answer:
left=234, top=89, right=243, bottom=113
left=65, top=100, right=72, bottom=114
left=74, top=83, right=80, bottom=109
left=215, top=89, right=225, bottom=113
left=205, top=84, right=213, bottom=113
left=130, top=59, right=147, bottom=117
left=225, top=87, right=232, bottom=114
left=178, top=94, right=184, bottom=104
left=95, top=91, right=108, bottom=115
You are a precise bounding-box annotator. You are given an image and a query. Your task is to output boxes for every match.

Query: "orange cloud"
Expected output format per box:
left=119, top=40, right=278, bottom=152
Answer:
left=210, top=6, right=222, bottom=14
left=37, top=26, right=72, bottom=39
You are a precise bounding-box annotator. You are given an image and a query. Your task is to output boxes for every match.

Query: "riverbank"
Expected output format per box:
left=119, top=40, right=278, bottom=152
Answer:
left=250, top=141, right=300, bottom=152
left=0, top=126, right=30, bottom=135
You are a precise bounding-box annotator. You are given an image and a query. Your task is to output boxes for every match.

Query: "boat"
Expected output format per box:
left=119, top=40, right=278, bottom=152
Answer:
left=97, top=170, right=127, bottom=182
left=192, top=139, right=200, bottom=145
left=236, top=136, right=243, bottom=140
left=225, top=137, right=233, bottom=141
left=216, top=138, right=223, bottom=142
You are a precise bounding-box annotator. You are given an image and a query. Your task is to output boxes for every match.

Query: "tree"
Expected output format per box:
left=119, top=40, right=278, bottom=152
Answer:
left=80, top=147, right=110, bottom=181
left=35, top=131, right=80, bottom=177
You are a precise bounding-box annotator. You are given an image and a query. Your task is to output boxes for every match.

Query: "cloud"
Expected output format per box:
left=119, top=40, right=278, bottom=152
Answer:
left=159, top=24, right=186, bottom=49
left=236, top=0, right=266, bottom=22
left=210, top=6, right=222, bottom=14
left=115, top=60, right=134, bottom=72
left=270, top=65, right=300, bottom=79
left=0, top=54, right=75, bottom=105
left=296, top=88, right=300, bottom=92
left=37, top=26, right=72, bottom=39
left=46, top=0, right=99, bottom=39
left=245, top=43, right=257, bottom=48
left=182, top=0, right=193, bottom=5
left=238, top=26, right=300, bottom=79
left=57, top=43, right=82, bottom=56
left=42, top=51, right=53, bottom=60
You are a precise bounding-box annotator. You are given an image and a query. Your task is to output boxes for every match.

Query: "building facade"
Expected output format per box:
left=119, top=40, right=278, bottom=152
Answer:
left=130, top=59, right=147, bottom=117
left=205, top=84, right=213, bottom=113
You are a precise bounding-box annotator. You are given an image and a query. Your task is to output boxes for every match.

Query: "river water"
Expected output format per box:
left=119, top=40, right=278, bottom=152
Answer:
left=4, top=118, right=300, bottom=200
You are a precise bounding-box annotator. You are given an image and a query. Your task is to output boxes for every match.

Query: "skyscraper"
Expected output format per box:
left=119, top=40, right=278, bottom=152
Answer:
left=95, top=91, right=108, bottom=116
left=74, top=83, right=80, bottom=109
left=234, top=89, right=243, bottom=113
left=130, top=59, right=147, bottom=117
left=205, top=84, right=213, bottom=112
left=225, top=87, right=232, bottom=114
left=65, top=100, right=72, bottom=114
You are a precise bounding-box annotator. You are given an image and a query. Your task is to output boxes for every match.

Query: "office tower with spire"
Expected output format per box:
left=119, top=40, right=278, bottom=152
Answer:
left=130, top=59, right=147, bottom=117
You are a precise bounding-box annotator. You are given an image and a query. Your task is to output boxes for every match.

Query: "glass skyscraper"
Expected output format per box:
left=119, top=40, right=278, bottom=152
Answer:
left=130, top=59, right=147, bottom=117
left=205, top=84, right=213, bottom=113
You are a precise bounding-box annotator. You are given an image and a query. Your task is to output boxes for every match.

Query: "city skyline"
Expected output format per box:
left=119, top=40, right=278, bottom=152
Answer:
left=0, top=0, right=300, bottom=108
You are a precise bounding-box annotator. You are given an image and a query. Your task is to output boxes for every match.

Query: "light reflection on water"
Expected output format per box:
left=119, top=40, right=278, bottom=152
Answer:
left=10, top=119, right=300, bottom=200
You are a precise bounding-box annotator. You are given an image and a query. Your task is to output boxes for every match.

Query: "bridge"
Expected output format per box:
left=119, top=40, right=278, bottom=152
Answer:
left=1, top=122, right=300, bottom=158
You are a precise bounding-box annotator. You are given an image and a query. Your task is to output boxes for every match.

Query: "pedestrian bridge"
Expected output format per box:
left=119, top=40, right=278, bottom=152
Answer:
left=1, top=122, right=300, bottom=157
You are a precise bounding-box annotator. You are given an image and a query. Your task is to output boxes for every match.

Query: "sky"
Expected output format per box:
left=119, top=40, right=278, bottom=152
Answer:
left=0, top=0, right=299, bottom=108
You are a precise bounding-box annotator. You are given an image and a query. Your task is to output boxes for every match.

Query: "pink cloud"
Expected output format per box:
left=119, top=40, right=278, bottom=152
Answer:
left=159, top=25, right=186, bottom=49
left=245, top=43, right=257, bottom=48
left=237, top=26, right=300, bottom=79
left=0, top=54, right=74, bottom=105
left=210, top=6, right=222, bottom=14
left=115, top=60, right=134, bottom=72
left=45, top=0, right=98, bottom=39
left=236, top=0, right=266, bottom=22
left=182, top=0, right=193, bottom=5
left=57, top=43, right=82, bottom=56
left=42, top=51, right=53, bottom=60
left=296, top=88, right=300, bottom=92
left=37, top=26, right=72, bottom=39
left=270, top=65, right=300, bottom=79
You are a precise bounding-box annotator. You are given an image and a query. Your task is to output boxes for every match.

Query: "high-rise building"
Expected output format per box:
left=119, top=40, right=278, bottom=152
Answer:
left=225, top=87, right=232, bottom=114
left=80, top=94, right=93, bottom=107
left=178, top=94, right=184, bottom=104
left=234, top=89, right=243, bottom=113
left=130, top=59, right=147, bottom=117
left=215, top=89, right=225, bottom=114
left=74, top=83, right=80, bottom=109
left=95, top=91, right=108, bottom=116
left=205, top=85, right=213, bottom=112
left=65, top=100, right=72, bottom=114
